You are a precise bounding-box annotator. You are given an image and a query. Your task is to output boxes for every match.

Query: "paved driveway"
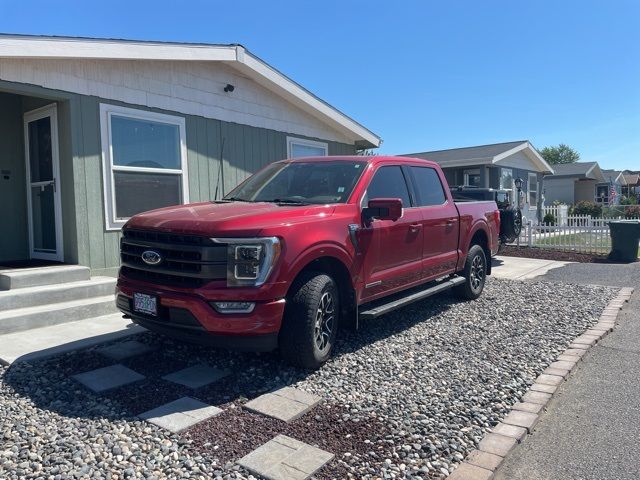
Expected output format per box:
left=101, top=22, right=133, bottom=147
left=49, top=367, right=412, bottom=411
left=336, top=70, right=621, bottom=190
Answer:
left=494, top=261, right=640, bottom=480
left=491, top=255, right=572, bottom=280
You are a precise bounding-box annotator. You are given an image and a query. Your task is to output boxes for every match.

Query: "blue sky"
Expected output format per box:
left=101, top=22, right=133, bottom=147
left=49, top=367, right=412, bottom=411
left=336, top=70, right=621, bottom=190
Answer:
left=1, top=0, right=638, bottom=169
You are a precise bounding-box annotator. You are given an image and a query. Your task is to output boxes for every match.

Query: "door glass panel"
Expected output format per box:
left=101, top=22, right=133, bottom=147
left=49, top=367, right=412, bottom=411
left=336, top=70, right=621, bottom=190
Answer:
left=30, top=184, right=57, bottom=252
left=28, top=116, right=53, bottom=182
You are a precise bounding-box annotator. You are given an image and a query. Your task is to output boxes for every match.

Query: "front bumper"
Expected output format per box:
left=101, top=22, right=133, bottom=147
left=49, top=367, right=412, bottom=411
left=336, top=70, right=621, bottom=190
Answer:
left=116, top=280, right=286, bottom=352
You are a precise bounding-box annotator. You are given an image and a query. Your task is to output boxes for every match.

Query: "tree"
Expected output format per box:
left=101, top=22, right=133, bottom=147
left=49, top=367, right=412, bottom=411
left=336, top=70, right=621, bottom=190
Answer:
left=540, top=144, right=580, bottom=165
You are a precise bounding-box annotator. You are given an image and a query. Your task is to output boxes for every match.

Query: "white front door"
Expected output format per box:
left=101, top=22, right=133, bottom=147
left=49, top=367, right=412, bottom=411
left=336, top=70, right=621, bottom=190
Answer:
left=24, top=104, right=64, bottom=262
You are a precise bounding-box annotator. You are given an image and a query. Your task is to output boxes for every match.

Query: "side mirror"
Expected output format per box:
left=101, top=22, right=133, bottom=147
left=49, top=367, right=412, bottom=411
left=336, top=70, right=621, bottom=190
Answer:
left=363, top=198, right=403, bottom=222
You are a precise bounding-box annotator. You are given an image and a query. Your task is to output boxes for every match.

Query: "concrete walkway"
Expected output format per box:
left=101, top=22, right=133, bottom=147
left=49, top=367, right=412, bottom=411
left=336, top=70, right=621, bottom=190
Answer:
left=491, top=255, right=572, bottom=281
left=494, top=262, right=640, bottom=480
left=0, top=314, right=143, bottom=365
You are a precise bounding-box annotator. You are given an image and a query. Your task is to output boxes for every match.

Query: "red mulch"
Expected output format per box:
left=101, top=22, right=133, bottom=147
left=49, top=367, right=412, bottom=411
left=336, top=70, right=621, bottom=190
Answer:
left=499, top=245, right=616, bottom=263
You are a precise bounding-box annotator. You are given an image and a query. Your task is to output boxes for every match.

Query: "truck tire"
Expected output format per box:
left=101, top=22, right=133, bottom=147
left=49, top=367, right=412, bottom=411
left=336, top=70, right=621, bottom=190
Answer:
left=453, top=244, right=487, bottom=300
left=500, top=207, right=522, bottom=243
left=279, top=271, right=339, bottom=369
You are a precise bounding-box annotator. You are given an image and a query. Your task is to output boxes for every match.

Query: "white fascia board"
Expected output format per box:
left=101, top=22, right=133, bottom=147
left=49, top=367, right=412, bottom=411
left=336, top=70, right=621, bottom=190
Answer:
left=235, top=48, right=381, bottom=148
left=0, top=37, right=238, bottom=61
left=493, top=142, right=555, bottom=174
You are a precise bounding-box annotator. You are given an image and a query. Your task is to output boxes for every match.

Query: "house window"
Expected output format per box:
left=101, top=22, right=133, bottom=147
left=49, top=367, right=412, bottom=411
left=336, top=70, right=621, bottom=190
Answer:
left=287, top=136, right=328, bottom=158
left=100, top=104, right=189, bottom=230
left=528, top=173, right=538, bottom=207
left=500, top=168, right=514, bottom=202
left=595, top=184, right=609, bottom=204
left=463, top=168, right=481, bottom=187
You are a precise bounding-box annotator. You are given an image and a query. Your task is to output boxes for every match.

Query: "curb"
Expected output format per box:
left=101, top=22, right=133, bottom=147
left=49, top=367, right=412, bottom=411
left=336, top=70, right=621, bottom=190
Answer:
left=448, top=286, right=634, bottom=480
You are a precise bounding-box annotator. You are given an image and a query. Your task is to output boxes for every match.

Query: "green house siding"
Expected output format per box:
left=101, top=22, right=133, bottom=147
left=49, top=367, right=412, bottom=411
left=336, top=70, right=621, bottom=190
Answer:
left=70, top=96, right=356, bottom=276
left=0, top=80, right=357, bottom=275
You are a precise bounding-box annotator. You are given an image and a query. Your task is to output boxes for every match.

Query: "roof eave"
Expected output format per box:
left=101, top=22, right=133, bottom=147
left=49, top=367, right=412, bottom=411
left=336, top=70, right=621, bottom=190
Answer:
left=0, top=35, right=381, bottom=148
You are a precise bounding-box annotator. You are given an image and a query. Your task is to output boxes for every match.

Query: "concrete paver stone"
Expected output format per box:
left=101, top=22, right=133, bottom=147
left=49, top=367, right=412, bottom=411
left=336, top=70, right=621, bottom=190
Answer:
left=478, top=433, right=517, bottom=457
left=244, top=386, right=322, bottom=422
left=237, top=434, right=334, bottom=480
left=139, top=397, right=222, bottom=433
left=162, top=363, right=230, bottom=389
left=447, top=462, right=493, bottom=480
left=96, top=339, right=155, bottom=360
left=72, top=364, right=145, bottom=393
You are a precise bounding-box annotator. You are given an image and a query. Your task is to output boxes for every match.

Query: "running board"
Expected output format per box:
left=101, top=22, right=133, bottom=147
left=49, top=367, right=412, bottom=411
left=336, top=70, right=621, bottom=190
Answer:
left=359, top=276, right=465, bottom=320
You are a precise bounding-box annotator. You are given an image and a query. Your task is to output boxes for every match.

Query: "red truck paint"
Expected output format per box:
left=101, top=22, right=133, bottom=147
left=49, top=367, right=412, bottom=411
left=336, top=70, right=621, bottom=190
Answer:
left=116, top=156, right=500, bottom=355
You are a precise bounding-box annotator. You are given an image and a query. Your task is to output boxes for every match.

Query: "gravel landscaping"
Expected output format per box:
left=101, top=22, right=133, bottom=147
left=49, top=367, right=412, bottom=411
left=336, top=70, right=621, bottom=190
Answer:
left=0, top=278, right=617, bottom=479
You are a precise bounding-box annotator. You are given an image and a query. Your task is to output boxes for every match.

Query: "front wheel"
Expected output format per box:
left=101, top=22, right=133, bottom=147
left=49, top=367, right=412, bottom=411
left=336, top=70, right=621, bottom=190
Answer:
left=279, top=271, right=339, bottom=369
left=453, top=244, right=487, bottom=300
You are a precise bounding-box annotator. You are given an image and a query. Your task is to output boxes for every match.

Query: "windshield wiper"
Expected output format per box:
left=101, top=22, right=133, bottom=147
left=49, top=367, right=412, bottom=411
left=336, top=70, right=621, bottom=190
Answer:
left=217, top=197, right=252, bottom=203
left=265, top=198, right=311, bottom=205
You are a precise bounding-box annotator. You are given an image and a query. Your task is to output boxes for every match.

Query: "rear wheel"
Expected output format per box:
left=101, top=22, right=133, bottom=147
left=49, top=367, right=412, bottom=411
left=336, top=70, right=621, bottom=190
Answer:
left=279, top=271, right=339, bottom=369
left=454, top=244, right=487, bottom=300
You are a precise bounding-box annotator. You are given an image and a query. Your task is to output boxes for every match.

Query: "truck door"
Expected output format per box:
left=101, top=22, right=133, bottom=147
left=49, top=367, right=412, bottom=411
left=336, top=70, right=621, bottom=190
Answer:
left=359, top=165, right=424, bottom=302
left=408, top=166, right=460, bottom=280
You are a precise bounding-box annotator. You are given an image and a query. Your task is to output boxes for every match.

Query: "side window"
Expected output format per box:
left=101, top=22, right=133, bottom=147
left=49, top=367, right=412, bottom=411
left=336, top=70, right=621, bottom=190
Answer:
left=410, top=167, right=447, bottom=206
left=364, top=166, right=412, bottom=208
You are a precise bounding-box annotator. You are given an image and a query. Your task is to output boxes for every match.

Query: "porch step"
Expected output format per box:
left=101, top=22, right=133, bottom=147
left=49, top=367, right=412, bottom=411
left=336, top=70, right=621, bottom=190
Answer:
left=0, top=277, right=116, bottom=312
left=0, top=295, right=118, bottom=335
left=0, top=265, right=91, bottom=290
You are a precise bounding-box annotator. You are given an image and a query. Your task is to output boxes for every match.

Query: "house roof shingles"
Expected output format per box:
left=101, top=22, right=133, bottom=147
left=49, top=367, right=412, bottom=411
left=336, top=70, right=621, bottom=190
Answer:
left=403, top=140, right=528, bottom=164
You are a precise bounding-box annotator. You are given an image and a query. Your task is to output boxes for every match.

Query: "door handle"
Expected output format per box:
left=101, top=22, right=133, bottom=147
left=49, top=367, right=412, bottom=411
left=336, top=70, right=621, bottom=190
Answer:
left=409, top=223, right=422, bottom=232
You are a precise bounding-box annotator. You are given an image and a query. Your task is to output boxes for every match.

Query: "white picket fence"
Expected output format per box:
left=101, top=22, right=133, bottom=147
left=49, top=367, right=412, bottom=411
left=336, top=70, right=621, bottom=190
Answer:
left=511, top=218, right=638, bottom=255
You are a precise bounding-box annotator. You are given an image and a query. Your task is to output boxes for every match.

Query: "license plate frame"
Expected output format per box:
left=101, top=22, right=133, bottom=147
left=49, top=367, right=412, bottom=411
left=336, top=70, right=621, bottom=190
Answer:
left=133, top=293, right=158, bottom=316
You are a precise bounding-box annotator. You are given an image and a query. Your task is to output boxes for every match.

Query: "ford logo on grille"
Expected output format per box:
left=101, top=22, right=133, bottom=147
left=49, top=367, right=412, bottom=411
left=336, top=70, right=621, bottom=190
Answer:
left=141, top=250, right=162, bottom=265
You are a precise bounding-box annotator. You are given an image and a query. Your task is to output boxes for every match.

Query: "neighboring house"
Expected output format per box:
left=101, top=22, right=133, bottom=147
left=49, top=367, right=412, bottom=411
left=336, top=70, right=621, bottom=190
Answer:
left=0, top=34, right=380, bottom=275
left=400, top=140, right=554, bottom=222
left=622, top=171, right=640, bottom=198
left=544, top=163, right=627, bottom=206
left=599, top=169, right=626, bottom=205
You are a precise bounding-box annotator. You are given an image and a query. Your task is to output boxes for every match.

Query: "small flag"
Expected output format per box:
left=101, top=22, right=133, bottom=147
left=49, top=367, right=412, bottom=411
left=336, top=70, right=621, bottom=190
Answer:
left=610, top=184, right=617, bottom=200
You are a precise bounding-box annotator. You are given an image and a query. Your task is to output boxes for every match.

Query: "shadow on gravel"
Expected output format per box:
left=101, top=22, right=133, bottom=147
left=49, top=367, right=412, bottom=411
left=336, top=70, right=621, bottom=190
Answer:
left=2, top=291, right=458, bottom=424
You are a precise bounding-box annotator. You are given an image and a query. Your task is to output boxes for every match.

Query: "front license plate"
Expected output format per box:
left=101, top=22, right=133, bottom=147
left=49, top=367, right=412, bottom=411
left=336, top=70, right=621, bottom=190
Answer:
left=133, top=293, right=157, bottom=316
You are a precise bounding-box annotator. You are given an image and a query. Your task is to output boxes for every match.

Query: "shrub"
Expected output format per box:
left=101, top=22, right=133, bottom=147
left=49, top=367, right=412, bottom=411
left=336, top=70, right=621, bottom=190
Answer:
left=624, top=205, right=640, bottom=219
left=620, top=196, right=638, bottom=205
left=570, top=201, right=602, bottom=217
left=543, top=213, right=556, bottom=225
left=603, top=206, right=625, bottom=218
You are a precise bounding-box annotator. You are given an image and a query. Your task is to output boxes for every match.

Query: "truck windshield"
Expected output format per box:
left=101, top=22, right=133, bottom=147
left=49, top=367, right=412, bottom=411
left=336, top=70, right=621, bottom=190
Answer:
left=222, top=160, right=367, bottom=204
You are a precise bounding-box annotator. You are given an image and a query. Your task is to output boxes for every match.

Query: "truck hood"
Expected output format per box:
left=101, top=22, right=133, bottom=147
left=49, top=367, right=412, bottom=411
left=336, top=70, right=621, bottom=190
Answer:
left=124, top=201, right=337, bottom=237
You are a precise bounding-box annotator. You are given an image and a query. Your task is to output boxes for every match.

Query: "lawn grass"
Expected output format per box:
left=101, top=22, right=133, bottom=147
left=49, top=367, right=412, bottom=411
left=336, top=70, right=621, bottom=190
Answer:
left=535, top=231, right=639, bottom=257
left=536, top=232, right=610, bottom=252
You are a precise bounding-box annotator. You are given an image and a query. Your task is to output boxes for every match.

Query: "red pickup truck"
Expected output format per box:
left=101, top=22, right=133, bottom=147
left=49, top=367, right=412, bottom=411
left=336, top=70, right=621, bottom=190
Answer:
left=116, top=156, right=500, bottom=368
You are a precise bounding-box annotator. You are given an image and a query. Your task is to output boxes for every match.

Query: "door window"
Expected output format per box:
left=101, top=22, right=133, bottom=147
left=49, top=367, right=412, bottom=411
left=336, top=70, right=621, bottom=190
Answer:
left=410, top=167, right=447, bottom=206
left=364, top=166, right=412, bottom=208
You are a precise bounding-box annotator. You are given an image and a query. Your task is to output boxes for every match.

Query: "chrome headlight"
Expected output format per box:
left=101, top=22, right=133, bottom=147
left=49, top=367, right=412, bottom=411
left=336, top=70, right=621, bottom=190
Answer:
left=211, top=237, right=281, bottom=287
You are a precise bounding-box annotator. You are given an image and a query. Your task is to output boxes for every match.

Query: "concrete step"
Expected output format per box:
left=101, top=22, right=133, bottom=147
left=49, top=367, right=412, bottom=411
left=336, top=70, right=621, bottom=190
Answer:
left=0, top=295, right=118, bottom=335
left=0, top=313, right=145, bottom=365
left=0, top=265, right=91, bottom=290
left=0, top=277, right=116, bottom=312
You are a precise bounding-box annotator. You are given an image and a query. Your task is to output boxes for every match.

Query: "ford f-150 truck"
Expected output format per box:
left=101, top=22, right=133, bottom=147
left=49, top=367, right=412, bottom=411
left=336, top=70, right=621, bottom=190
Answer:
left=116, top=156, right=501, bottom=368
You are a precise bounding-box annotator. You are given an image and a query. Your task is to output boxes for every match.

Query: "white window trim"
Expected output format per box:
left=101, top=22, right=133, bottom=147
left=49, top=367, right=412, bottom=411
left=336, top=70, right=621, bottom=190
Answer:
left=286, top=136, right=328, bottom=158
left=100, top=103, right=189, bottom=231
left=463, top=168, right=481, bottom=187
left=528, top=172, right=538, bottom=207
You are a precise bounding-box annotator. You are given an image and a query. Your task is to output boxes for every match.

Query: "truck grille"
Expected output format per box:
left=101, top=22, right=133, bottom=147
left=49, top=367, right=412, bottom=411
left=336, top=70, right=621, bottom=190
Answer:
left=120, top=229, right=227, bottom=288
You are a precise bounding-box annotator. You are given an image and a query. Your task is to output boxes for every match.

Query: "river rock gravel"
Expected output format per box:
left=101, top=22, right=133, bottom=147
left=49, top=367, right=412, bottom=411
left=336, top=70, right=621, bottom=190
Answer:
left=0, top=278, right=616, bottom=479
